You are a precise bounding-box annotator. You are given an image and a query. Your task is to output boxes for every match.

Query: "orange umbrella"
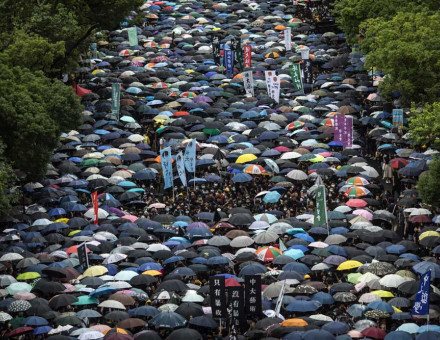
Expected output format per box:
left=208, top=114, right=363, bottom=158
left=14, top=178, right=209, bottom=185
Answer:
left=281, top=318, right=308, bottom=327
left=66, top=245, right=91, bottom=254
left=154, top=155, right=175, bottom=163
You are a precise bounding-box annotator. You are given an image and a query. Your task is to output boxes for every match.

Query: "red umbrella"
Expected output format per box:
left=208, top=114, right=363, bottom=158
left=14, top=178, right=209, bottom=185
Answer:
left=225, top=278, right=241, bottom=287
left=389, top=158, right=408, bottom=169
left=410, top=215, right=431, bottom=223
left=7, top=327, right=34, bottom=338
left=361, top=327, right=387, bottom=339
left=345, top=199, right=368, bottom=208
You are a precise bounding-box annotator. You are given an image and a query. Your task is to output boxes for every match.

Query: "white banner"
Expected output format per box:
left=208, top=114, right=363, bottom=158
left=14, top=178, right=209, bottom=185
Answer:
left=265, top=70, right=275, bottom=97
left=242, top=71, right=254, bottom=97
left=271, top=75, right=281, bottom=103
left=284, top=27, right=292, bottom=51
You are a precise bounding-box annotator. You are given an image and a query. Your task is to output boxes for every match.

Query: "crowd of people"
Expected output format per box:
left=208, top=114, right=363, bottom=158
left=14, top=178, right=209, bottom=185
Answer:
left=0, top=0, right=439, bottom=339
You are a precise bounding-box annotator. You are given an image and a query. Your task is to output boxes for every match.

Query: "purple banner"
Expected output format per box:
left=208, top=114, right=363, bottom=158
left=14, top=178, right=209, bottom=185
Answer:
left=334, top=115, right=353, bottom=148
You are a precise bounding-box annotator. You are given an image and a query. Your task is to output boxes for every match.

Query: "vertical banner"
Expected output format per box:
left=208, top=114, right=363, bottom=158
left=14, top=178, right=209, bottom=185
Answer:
left=302, top=59, right=313, bottom=84
left=289, top=63, right=303, bottom=92
left=271, top=76, right=281, bottom=103
left=89, top=43, right=97, bottom=59
left=175, top=152, right=187, bottom=187
left=334, top=115, right=353, bottom=148
left=160, top=147, right=173, bottom=189
left=227, top=286, right=246, bottom=331
left=209, top=276, right=227, bottom=318
left=274, top=280, right=286, bottom=314
left=77, top=242, right=89, bottom=269
left=392, top=109, right=404, bottom=128
left=111, top=84, right=120, bottom=120
left=242, top=71, right=254, bottom=97
left=265, top=71, right=275, bottom=97
left=223, top=50, right=235, bottom=76
left=313, top=185, right=328, bottom=229
left=284, top=27, right=292, bottom=51
left=244, top=275, right=262, bottom=315
left=91, top=191, right=99, bottom=225
left=235, top=39, right=244, bottom=72
left=127, top=27, right=138, bottom=47
left=412, top=270, right=431, bottom=316
left=243, top=45, right=252, bottom=68
left=212, top=35, right=221, bottom=65
left=184, top=139, right=196, bottom=173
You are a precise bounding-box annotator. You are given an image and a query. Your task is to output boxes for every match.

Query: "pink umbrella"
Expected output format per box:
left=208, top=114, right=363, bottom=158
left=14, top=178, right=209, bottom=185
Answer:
left=63, top=284, right=76, bottom=293
left=353, top=209, right=373, bottom=220
left=91, top=325, right=111, bottom=333
left=13, top=292, right=36, bottom=300
left=348, top=330, right=364, bottom=338
left=345, top=199, right=367, bottom=208
left=359, top=293, right=382, bottom=303
left=122, top=215, right=138, bottom=222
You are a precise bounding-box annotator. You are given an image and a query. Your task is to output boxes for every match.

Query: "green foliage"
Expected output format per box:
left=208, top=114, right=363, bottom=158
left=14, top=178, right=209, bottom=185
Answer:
left=0, top=0, right=144, bottom=73
left=417, top=157, right=440, bottom=208
left=333, top=0, right=437, bottom=45
left=408, top=102, right=440, bottom=148
left=361, top=11, right=440, bottom=104
left=0, top=64, right=83, bottom=180
left=0, top=142, right=20, bottom=217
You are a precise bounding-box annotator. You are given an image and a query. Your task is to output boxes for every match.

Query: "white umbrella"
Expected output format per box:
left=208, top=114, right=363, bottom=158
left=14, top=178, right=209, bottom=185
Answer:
left=102, top=253, right=127, bottom=264
left=0, top=275, right=17, bottom=287
left=310, top=314, right=333, bottom=322
left=84, top=208, right=108, bottom=219
left=230, top=236, right=254, bottom=247
left=78, top=331, right=105, bottom=340
left=379, top=274, right=412, bottom=288
left=148, top=244, right=171, bottom=252
left=357, top=272, right=379, bottom=283
left=98, top=300, right=126, bottom=310
left=281, top=151, right=302, bottom=159
left=286, top=169, right=308, bottom=180
left=361, top=165, right=379, bottom=178
left=253, top=231, right=278, bottom=244
left=0, top=253, right=23, bottom=261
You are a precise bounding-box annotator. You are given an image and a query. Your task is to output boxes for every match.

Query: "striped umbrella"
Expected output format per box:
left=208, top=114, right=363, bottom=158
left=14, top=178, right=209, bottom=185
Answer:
left=255, top=246, right=282, bottom=261
left=344, top=186, right=371, bottom=198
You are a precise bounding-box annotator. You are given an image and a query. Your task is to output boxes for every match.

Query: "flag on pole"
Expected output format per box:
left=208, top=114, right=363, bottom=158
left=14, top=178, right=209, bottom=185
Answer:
left=176, top=152, right=187, bottom=187
left=242, top=71, right=254, bottom=97
left=223, top=49, right=235, bottom=76
left=184, top=139, right=196, bottom=173
left=160, top=147, right=173, bottom=189
left=314, top=185, right=328, bottom=229
left=243, top=45, right=252, bottom=68
left=412, top=270, right=431, bottom=316
left=127, top=27, right=138, bottom=46
left=235, top=40, right=244, bottom=72
left=91, top=191, right=99, bottom=225
left=284, top=27, right=292, bottom=51
left=111, top=84, right=120, bottom=120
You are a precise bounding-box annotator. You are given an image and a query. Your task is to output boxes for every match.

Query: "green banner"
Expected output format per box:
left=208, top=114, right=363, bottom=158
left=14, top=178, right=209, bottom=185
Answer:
left=314, top=185, right=328, bottom=228
left=289, top=63, right=303, bottom=92
left=236, top=47, right=244, bottom=72
left=111, top=83, right=120, bottom=120
left=127, top=27, right=138, bottom=47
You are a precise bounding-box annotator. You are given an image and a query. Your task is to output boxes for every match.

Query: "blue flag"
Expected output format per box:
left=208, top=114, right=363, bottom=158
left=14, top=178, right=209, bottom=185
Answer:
left=184, top=139, right=196, bottom=173
left=160, top=147, right=173, bottom=189
left=223, top=49, right=235, bottom=76
left=176, top=152, right=187, bottom=187
left=412, top=270, right=431, bottom=315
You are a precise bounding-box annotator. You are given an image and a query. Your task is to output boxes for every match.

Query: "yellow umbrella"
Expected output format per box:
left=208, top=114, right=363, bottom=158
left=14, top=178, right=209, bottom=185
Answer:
left=17, top=272, right=41, bottom=280
left=371, top=290, right=394, bottom=298
left=92, top=69, right=105, bottom=75
left=142, top=270, right=162, bottom=276
left=54, top=218, right=69, bottom=223
left=337, top=260, right=363, bottom=271
left=419, top=231, right=440, bottom=240
left=82, top=265, right=108, bottom=277
left=392, top=306, right=402, bottom=313
left=395, top=270, right=417, bottom=279
left=236, top=154, right=258, bottom=164
left=309, top=155, right=325, bottom=163
left=68, top=230, right=81, bottom=237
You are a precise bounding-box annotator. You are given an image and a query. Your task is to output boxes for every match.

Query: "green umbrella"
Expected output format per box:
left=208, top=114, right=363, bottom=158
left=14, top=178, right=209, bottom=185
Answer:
left=72, top=296, right=99, bottom=306
left=203, top=128, right=220, bottom=136
left=16, top=272, right=40, bottom=281
left=81, top=159, right=99, bottom=166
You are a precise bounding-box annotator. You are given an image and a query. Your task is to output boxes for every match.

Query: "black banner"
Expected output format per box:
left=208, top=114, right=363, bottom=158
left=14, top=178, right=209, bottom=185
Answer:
left=302, top=59, right=313, bottom=84
left=210, top=276, right=227, bottom=318
left=244, top=275, right=262, bottom=315
left=227, top=286, right=246, bottom=331
left=212, top=35, right=221, bottom=66
left=77, top=242, right=89, bottom=269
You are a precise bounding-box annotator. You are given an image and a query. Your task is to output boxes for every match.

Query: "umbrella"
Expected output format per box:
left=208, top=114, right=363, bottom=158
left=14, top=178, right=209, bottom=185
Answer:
left=149, top=311, right=187, bottom=328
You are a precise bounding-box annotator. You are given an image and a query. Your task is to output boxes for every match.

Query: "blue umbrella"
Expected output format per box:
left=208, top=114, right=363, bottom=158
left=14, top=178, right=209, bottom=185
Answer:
left=33, top=326, right=52, bottom=335
left=139, top=262, right=163, bottom=271
left=293, top=233, right=315, bottom=243
left=163, top=256, right=185, bottom=265
left=171, top=267, right=196, bottom=277
left=48, top=208, right=66, bottom=216
left=413, top=261, right=440, bottom=278
left=367, top=301, right=394, bottom=313
left=285, top=300, right=320, bottom=312
left=312, top=292, right=335, bottom=305
left=239, top=263, right=267, bottom=277
left=419, top=326, right=440, bottom=333
left=302, top=329, right=335, bottom=340
left=23, top=316, right=49, bottom=326
left=149, top=311, right=187, bottom=328
left=185, top=227, right=213, bottom=240
left=129, top=306, right=159, bottom=318
left=347, top=304, right=366, bottom=317
left=386, top=244, right=406, bottom=254
left=207, top=256, right=230, bottom=266
left=385, top=331, right=413, bottom=340
left=283, top=262, right=311, bottom=274
left=322, top=321, right=350, bottom=335
left=232, top=173, right=253, bottom=183
left=416, top=332, right=440, bottom=340
left=263, top=191, right=281, bottom=203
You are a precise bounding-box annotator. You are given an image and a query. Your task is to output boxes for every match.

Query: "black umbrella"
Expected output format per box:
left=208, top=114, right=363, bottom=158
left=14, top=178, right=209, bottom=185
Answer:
left=48, top=295, right=78, bottom=310
left=175, top=302, right=204, bottom=320
left=168, top=328, right=202, bottom=340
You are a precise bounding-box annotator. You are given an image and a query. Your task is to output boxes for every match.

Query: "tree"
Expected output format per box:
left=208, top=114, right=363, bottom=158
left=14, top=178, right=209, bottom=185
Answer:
left=333, top=0, right=437, bottom=45
left=407, top=103, right=440, bottom=148
left=0, top=64, right=83, bottom=180
left=0, top=0, right=144, bottom=74
left=361, top=11, right=440, bottom=104
left=417, top=157, right=440, bottom=208
left=0, top=142, right=20, bottom=217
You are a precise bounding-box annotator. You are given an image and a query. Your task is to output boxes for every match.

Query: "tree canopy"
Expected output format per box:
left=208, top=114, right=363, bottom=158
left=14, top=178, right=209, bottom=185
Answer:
left=417, top=157, right=440, bottom=208
left=360, top=11, right=440, bottom=105
left=407, top=103, right=440, bottom=148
